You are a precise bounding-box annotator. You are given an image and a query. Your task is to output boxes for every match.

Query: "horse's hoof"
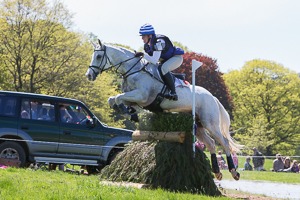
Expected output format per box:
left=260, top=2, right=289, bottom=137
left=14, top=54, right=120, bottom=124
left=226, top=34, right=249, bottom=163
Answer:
left=127, top=106, right=136, bottom=114
left=230, top=169, right=240, bottom=181
left=215, top=172, right=223, bottom=180
left=233, top=172, right=240, bottom=181
left=118, top=103, right=129, bottom=114
left=112, top=103, right=119, bottom=111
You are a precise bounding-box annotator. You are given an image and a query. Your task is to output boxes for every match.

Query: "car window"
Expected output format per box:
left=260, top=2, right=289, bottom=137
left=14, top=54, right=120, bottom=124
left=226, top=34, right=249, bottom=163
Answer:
left=0, top=96, right=17, bottom=117
left=59, top=103, right=90, bottom=125
left=21, top=99, right=55, bottom=121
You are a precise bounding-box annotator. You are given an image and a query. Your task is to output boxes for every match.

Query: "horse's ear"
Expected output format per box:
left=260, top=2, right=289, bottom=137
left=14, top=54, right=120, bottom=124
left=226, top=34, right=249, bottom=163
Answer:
left=91, top=41, right=97, bottom=48
left=98, top=39, right=103, bottom=47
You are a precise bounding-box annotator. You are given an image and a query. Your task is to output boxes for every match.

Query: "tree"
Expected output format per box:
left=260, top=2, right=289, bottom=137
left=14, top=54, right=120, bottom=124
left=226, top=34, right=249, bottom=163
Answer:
left=174, top=52, right=234, bottom=116
left=0, top=0, right=87, bottom=96
left=224, top=59, right=300, bottom=155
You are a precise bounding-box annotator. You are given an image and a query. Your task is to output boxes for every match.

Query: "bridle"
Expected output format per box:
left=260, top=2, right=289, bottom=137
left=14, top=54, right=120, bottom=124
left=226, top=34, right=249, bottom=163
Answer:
left=88, top=45, right=144, bottom=79
left=88, top=45, right=111, bottom=77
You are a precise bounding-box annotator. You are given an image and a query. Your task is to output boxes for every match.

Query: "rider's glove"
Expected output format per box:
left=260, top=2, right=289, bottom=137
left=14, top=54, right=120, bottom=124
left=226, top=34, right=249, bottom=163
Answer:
left=134, top=52, right=144, bottom=57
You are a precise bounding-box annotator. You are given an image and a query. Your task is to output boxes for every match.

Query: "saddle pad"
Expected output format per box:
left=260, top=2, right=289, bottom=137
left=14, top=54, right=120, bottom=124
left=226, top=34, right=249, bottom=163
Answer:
left=175, top=78, right=190, bottom=88
left=145, top=64, right=190, bottom=88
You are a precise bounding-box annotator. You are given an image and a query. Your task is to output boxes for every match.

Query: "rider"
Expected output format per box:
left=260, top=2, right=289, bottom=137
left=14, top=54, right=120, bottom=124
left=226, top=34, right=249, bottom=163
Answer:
left=135, top=23, right=184, bottom=101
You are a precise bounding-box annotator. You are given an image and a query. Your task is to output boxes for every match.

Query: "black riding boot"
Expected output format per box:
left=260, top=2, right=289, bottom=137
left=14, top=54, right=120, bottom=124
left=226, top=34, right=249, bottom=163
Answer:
left=162, top=72, right=178, bottom=101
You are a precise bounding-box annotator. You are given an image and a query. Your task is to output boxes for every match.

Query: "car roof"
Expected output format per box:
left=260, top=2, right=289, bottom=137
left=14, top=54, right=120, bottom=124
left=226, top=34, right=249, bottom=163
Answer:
left=0, top=91, right=84, bottom=104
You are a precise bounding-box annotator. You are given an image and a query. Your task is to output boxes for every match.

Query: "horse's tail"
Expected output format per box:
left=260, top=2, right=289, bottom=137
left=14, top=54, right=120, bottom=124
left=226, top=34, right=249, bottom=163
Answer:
left=214, top=97, right=243, bottom=153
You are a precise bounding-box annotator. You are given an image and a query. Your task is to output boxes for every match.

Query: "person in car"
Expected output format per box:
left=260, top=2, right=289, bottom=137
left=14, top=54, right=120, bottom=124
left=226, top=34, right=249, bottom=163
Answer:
left=59, top=105, right=73, bottom=123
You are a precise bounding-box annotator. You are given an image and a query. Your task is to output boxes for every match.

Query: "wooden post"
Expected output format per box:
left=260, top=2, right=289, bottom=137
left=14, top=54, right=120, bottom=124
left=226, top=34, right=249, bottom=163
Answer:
left=132, top=130, right=185, bottom=143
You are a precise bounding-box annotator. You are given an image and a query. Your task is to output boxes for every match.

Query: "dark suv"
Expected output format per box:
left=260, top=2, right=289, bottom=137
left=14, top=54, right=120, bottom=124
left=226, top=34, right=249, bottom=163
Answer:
left=0, top=91, right=132, bottom=172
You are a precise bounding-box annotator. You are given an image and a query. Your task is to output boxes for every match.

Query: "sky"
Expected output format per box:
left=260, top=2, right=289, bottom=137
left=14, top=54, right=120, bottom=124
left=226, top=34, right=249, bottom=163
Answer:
left=62, top=0, right=300, bottom=73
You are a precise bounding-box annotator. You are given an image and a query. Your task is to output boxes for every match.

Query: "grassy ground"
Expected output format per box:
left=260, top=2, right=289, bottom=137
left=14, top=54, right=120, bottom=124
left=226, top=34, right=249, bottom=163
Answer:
left=221, top=156, right=300, bottom=184
left=1, top=156, right=299, bottom=200
left=0, top=168, right=230, bottom=200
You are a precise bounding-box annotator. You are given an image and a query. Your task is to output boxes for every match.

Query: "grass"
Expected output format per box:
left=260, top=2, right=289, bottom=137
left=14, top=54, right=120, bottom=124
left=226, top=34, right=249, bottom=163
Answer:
left=219, top=155, right=300, bottom=184
left=0, top=168, right=230, bottom=200
left=0, top=156, right=299, bottom=200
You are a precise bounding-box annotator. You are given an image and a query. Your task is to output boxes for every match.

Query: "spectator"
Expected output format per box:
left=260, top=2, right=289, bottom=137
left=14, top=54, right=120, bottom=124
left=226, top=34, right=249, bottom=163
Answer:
left=291, top=160, right=299, bottom=173
left=20, top=101, right=30, bottom=119
left=21, top=109, right=30, bottom=119
left=252, top=147, right=265, bottom=171
left=30, top=101, right=38, bottom=119
left=59, top=105, right=73, bottom=123
left=232, top=151, right=238, bottom=169
left=244, top=156, right=253, bottom=171
left=272, top=153, right=284, bottom=172
left=283, top=157, right=291, bottom=169
left=217, top=150, right=228, bottom=170
left=38, top=108, right=51, bottom=120
left=284, top=160, right=299, bottom=173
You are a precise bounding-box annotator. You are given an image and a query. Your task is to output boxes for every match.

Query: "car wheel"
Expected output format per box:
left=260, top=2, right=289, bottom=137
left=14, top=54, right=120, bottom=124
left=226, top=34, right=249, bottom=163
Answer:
left=0, top=141, right=26, bottom=167
left=108, top=148, right=122, bottom=164
left=86, top=165, right=104, bottom=175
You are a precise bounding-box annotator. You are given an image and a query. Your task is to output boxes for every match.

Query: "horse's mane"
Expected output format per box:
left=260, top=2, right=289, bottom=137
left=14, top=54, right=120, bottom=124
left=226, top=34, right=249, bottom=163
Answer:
left=106, top=44, right=135, bottom=56
left=106, top=43, right=150, bottom=67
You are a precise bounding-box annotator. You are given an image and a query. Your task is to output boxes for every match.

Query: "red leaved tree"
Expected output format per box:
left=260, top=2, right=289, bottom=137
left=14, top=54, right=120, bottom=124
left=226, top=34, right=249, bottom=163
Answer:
left=174, top=52, right=234, bottom=116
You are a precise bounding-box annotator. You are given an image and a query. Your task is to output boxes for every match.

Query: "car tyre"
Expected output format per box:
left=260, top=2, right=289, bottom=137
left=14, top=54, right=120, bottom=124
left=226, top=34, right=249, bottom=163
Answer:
left=108, top=147, right=122, bottom=164
left=86, top=165, right=104, bottom=175
left=0, top=141, right=26, bottom=167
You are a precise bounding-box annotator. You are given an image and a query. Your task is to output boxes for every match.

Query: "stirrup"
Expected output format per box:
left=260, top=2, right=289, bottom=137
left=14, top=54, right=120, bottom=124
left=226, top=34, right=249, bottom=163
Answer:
left=164, top=93, right=178, bottom=101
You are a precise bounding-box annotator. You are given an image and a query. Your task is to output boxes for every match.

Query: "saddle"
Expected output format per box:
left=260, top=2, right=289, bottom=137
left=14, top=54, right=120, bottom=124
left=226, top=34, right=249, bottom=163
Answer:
left=143, top=64, right=189, bottom=112
left=145, top=64, right=186, bottom=83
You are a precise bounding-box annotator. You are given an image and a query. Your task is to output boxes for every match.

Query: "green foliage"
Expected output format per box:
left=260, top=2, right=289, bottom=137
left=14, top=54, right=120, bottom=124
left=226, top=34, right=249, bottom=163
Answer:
left=224, top=59, right=300, bottom=156
left=0, top=0, right=134, bottom=129
left=137, top=112, right=193, bottom=132
left=0, top=0, right=85, bottom=95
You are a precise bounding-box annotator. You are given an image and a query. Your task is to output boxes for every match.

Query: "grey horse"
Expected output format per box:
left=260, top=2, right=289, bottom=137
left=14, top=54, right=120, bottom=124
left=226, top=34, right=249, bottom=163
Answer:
left=85, top=40, right=243, bottom=180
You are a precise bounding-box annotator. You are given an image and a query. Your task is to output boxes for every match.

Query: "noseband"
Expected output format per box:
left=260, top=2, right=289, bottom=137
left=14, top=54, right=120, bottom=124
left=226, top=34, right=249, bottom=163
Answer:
left=88, top=45, right=144, bottom=79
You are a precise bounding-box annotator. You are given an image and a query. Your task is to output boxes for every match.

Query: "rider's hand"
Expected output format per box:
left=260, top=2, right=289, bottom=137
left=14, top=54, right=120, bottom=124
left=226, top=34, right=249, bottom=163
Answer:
left=134, top=52, right=144, bottom=57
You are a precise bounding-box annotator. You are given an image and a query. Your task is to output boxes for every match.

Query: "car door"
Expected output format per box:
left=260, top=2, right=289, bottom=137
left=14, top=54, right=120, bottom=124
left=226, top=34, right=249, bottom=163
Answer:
left=57, top=102, right=108, bottom=158
left=0, top=95, right=18, bottom=137
left=18, top=98, right=59, bottom=155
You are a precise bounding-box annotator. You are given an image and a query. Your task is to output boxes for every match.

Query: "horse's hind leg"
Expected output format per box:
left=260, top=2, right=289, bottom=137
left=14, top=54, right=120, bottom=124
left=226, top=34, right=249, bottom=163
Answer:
left=197, top=107, right=240, bottom=180
left=202, top=123, right=240, bottom=180
left=196, top=126, right=222, bottom=180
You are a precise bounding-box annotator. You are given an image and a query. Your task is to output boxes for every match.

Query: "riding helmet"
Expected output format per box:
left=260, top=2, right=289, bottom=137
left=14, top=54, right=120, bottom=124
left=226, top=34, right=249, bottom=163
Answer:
left=139, top=24, right=155, bottom=35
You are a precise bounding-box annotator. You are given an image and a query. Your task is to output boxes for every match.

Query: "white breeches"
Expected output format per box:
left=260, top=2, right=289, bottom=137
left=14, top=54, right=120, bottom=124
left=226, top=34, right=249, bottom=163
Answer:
left=161, top=55, right=183, bottom=75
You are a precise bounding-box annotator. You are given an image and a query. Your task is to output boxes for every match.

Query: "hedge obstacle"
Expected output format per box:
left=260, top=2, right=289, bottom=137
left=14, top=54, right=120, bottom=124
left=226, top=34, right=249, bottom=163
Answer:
left=100, top=112, right=221, bottom=196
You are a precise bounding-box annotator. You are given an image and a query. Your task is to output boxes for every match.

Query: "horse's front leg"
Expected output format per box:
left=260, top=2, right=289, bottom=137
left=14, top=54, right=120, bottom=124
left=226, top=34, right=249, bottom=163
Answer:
left=108, top=89, right=148, bottom=121
left=114, top=89, right=148, bottom=106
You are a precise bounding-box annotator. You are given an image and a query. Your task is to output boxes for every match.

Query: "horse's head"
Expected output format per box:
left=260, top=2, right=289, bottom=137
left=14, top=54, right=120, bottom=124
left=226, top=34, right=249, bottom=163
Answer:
left=86, top=39, right=111, bottom=81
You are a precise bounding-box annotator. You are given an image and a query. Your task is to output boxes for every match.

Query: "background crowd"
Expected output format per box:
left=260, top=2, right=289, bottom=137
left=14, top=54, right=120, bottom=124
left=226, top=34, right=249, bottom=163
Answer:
left=194, top=141, right=300, bottom=173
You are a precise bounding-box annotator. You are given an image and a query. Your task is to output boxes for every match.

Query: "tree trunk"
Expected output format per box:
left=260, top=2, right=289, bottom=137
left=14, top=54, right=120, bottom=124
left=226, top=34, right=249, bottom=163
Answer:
left=132, top=130, right=185, bottom=143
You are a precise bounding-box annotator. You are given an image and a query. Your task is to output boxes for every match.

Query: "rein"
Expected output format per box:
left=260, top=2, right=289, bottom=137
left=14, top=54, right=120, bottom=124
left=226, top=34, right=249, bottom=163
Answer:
left=89, top=45, right=145, bottom=79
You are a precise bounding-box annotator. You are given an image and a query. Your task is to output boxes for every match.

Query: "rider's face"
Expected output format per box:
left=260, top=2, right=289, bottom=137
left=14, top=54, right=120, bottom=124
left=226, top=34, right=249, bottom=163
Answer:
left=141, top=35, right=151, bottom=44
